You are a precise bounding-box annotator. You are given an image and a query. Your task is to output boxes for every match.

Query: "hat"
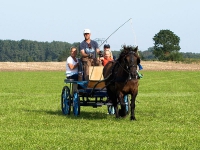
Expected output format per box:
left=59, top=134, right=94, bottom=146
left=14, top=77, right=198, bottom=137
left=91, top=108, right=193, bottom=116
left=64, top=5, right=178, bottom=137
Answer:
left=104, top=44, right=110, bottom=48
left=83, top=29, right=91, bottom=34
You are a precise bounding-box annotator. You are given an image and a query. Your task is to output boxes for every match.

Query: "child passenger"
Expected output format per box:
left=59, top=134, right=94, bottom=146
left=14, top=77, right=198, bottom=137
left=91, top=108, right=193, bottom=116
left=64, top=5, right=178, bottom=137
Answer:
left=102, top=50, right=113, bottom=66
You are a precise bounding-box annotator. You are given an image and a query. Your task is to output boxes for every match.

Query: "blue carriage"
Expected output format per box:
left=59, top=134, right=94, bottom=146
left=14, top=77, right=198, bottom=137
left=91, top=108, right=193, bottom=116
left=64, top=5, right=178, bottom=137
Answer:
left=61, top=66, right=130, bottom=116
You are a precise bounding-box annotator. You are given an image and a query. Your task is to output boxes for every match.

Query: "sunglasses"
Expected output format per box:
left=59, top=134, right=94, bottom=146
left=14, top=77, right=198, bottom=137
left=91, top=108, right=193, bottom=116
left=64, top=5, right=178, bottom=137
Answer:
left=84, top=33, right=90, bottom=36
left=88, top=43, right=91, bottom=49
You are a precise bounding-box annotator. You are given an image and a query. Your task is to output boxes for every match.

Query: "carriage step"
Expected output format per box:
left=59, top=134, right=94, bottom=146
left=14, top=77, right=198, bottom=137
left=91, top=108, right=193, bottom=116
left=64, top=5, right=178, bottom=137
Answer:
left=106, top=102, right=113, bottom=106
left=80, top=102, right=104, bottom=107
left=80, top=102, right=113, bottom=107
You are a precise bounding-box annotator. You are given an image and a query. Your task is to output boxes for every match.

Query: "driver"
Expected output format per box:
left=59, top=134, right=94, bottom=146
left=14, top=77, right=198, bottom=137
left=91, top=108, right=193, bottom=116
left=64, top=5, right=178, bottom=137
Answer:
left=79, top=29, right=103, bottom=81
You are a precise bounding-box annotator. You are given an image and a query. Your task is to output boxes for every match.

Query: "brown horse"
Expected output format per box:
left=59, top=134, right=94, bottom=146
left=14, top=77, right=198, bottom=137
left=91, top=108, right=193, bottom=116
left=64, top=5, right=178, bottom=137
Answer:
left=103, top=45, right=140, bottom=120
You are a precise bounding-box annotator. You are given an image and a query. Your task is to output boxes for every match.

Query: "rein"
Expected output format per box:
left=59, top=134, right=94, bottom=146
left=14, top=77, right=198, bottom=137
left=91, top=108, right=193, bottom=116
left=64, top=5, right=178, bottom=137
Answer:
left=117, top=61, right=130, bottom=74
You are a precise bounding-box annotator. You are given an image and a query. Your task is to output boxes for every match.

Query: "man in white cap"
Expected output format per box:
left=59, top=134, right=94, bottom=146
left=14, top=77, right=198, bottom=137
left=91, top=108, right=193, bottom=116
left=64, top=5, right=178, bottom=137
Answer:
left=79, top=29, right=102, bottom=81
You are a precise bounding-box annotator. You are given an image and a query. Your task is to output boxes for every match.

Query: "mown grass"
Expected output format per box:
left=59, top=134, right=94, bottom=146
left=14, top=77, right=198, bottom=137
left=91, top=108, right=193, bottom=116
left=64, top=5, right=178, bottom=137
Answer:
left=0, top=71, right=200, bottom=150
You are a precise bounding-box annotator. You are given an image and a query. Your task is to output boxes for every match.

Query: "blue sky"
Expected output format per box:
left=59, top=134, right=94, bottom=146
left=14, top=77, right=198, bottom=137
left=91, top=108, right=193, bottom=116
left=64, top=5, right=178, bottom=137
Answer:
left=1, top=0, right=199, bottom=53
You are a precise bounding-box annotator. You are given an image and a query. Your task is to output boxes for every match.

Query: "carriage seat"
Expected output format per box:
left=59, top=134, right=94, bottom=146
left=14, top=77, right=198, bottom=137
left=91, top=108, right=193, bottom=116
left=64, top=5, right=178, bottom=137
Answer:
left=88, top=66, right=105, bottom=89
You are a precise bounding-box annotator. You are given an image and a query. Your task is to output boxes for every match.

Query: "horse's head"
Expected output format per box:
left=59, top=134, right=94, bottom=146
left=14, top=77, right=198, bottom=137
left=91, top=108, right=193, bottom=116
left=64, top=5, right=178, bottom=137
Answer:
left=119, top=45, right=140, bottom=79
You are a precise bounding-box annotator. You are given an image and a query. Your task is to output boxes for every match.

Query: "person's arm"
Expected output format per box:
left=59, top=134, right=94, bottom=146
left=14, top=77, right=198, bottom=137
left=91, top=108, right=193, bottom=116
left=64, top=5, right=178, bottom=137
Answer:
left=96, top=48, right=100, bottom=54
left=80, top=49, right=89, bottom=57
left=68, top=62, right=79, bottom=70
left=97, top=48, right=104, bottom=61
left=79, top=42, right=90, bottom=58
left=67, top=57, right=79, bottom=70
left=93, top=40, right=101, bottom=55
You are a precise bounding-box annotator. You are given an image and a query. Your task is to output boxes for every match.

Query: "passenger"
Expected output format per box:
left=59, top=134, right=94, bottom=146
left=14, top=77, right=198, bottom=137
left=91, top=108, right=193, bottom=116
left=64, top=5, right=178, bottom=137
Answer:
left=79, top=29, right=103, bottom=81
left=136, top=51, right=143, bottom=79
left=103, top=44, right=113, bottom=59
left=66, top=47, right=79, bottom=80
left=102, top=50, right=113, bottom=66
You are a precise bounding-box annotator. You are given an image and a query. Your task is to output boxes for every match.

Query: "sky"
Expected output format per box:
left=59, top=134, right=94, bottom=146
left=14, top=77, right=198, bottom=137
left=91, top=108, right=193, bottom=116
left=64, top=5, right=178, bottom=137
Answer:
left=0, top=0, right=200, bottom=53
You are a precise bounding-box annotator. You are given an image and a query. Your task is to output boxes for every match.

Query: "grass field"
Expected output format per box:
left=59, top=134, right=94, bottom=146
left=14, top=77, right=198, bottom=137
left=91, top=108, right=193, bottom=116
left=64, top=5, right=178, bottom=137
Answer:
left=0, top=71, right=200, bottom=149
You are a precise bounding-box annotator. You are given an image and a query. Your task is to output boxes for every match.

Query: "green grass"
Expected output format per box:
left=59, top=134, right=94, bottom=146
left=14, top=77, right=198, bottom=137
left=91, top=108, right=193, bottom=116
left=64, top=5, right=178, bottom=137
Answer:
left=0, top=71, right=200, bottom=150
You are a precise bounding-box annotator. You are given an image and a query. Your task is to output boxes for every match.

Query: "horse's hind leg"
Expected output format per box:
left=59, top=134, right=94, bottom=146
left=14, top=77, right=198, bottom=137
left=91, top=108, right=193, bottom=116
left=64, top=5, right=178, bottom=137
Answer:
left=130, top=93, right=137, bottom=120
left=107, top=88, right=119, bottom=118
left=112, top=95, right=120, bottom=118
left=114, top=102, right=119, bottom=118
left=118, top=94, right=127, bottom=117
left=111, top=95, right=119, bottom=118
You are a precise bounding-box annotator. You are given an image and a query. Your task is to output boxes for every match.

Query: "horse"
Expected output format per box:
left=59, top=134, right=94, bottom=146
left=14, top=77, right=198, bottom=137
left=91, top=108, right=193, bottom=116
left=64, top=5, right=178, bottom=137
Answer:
left=103, top=45, right=140, bottom=120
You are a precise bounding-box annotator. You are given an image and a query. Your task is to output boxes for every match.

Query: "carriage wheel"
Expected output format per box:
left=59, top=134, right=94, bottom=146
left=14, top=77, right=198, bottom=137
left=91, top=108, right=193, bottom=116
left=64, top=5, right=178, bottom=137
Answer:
left=61, top=86, right=71, bottom=115
left=107, top=105, right=115, bottom=115
left=124, top=95, right=130, bottom=115
left=73, top=92, right=80, bottom=116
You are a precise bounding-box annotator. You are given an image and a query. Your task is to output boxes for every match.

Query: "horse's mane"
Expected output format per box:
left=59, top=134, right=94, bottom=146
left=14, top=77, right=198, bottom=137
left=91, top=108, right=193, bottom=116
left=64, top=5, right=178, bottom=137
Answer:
left=118, top=45, right=138, bottom=61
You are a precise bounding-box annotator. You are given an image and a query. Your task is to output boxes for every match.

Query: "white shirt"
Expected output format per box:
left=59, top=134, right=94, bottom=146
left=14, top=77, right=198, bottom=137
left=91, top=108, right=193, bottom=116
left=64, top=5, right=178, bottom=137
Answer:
left=66, top=56, right=78, bottom=77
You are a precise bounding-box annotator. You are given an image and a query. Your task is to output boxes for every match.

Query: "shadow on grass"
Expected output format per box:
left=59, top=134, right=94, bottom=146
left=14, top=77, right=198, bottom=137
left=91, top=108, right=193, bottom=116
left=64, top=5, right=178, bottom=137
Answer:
left=67, top=111, right=112, bottom=120
left=23, top=109, right=112, bottom=120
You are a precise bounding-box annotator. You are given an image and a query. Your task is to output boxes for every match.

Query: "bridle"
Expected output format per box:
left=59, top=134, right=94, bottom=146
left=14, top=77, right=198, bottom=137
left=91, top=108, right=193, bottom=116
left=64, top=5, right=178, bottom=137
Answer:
left=118, top=51, right=138, bottom=80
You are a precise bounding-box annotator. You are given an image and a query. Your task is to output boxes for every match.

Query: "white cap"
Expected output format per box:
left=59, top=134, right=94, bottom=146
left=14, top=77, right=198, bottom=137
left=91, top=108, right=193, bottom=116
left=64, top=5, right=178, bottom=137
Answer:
left=83, top=29, right=91, bottom=34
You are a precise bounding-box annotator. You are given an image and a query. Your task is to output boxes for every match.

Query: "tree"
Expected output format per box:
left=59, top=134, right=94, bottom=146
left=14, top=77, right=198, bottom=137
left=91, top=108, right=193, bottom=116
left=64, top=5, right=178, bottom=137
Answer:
left=153, top=29, right=182, bottom=61
left=140, top=47, right=155, bottom=60
left=57, top=42, right=79, bottom=62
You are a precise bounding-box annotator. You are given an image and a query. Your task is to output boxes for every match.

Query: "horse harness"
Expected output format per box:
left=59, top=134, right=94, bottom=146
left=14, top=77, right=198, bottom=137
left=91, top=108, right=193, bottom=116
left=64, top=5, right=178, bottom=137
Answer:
left=114, top=51, right=139, bottom=82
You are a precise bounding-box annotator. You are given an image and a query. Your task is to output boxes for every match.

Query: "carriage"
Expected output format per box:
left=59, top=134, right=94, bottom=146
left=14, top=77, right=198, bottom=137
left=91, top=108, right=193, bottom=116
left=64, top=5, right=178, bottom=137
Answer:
left=61, top=66, right=130, bottom=116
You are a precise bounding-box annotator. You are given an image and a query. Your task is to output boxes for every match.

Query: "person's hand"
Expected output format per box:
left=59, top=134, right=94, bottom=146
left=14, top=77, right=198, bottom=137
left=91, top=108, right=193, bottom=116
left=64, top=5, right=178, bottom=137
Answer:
left=88, top=53, right=93, bottom=58
left=99, top=57, right=104, bottom=61
left=98, top=51, right=103, bottom=57
left=75, top=62, right=79, bottom=68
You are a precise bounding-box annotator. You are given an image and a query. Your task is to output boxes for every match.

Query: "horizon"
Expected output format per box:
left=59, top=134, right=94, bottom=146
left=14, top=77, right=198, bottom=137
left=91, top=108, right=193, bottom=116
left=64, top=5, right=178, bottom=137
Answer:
left=0, top=38, right=200, bottom=54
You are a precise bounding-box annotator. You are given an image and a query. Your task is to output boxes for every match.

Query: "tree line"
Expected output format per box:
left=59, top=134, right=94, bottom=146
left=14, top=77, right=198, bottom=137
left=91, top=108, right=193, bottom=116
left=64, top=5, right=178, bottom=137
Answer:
left=0, top=29, right=200, bottom=62
left=0, top=39, right=79, bottom=62
left=140, top=47, right=200, bottom=61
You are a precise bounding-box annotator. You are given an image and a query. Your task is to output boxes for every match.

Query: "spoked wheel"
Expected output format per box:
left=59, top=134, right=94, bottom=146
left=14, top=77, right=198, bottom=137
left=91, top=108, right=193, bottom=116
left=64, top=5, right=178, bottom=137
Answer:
left=73, top=92, right=80, bottom=116
left=107, top=105, right=115, bottom=115
left=124, top=95, right=130, bottom=115
left=61, top=86, right=71, bottom=115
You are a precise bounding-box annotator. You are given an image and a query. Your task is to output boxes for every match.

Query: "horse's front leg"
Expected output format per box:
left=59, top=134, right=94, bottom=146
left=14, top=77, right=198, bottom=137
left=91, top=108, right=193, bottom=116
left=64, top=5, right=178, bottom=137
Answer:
left=130, top=92, right=137, bottom=120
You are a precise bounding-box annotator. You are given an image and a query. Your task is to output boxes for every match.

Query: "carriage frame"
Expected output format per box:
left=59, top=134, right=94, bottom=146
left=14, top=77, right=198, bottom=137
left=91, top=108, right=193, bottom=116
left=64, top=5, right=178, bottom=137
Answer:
left=61, top=66, right=130, bottom=116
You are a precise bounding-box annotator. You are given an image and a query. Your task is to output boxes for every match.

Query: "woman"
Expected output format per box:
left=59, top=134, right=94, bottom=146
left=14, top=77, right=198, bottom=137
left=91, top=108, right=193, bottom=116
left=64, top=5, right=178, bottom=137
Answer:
left=66, top=47, right=79, bottom=80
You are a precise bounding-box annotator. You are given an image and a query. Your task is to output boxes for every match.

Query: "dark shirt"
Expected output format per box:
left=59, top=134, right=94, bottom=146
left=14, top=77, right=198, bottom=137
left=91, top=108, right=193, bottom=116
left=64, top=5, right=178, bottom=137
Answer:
left=79, top=40, right=99, bottom=58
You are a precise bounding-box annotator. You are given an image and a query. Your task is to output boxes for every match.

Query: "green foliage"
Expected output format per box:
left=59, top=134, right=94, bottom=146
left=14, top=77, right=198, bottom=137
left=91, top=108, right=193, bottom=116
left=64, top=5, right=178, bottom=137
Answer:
left=139, top=49, right=200, bottom=62
left=112, top=50, right=120, bottom=58
left=153, top=29, right=181, bottom=61
left=181, top=52, right=200, bottom=59
left=58, top=42, right=80, bottom=61
left=140, top=47, right=155, bottom=60
left=0, top=71, right=200, bottom=149
left=0, top=39, right=73, bottom=62
left=181, top=58, right=200, bottom=64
